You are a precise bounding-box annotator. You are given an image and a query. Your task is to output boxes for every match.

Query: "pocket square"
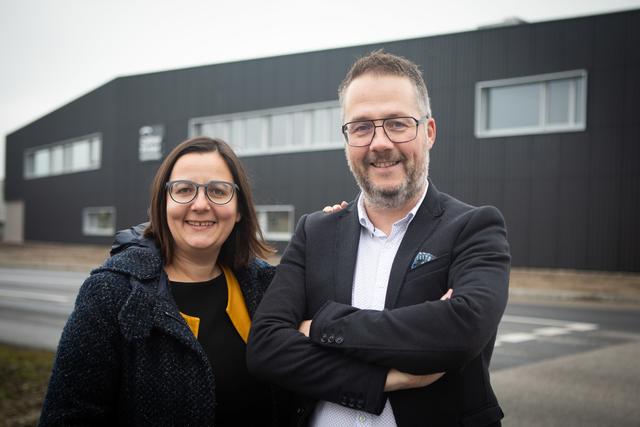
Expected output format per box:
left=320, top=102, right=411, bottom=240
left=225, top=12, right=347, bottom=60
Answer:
left=411, top=252, right=437, bottom=269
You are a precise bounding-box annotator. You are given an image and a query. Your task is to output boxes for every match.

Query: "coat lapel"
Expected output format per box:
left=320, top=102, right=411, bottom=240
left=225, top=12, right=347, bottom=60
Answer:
left=384, top=182, right=445, bottom=309
left=152, top=273, right=206, bottom=355
left=334, top=202, right=361, bottom=305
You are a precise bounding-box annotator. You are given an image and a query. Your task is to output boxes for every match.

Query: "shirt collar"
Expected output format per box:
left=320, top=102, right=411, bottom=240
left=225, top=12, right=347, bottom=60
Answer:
left=357, top=181, right=429, bottom=235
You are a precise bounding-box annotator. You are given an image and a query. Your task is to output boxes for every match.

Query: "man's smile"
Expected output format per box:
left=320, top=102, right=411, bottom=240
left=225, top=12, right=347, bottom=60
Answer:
left=371, top=160, right=401, bottom=168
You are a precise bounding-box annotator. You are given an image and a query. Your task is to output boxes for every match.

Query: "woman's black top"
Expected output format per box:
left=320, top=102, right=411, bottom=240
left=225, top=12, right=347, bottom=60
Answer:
left=170, top=274, right=271, bottom=426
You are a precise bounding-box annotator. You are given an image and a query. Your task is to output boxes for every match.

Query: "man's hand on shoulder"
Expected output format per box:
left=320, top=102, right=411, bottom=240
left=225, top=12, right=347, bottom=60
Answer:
left=322, top=201, right=348, bottom=214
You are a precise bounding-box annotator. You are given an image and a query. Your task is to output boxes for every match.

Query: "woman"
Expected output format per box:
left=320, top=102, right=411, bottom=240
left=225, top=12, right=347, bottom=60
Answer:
left=40, top=137, right=284, bottom=426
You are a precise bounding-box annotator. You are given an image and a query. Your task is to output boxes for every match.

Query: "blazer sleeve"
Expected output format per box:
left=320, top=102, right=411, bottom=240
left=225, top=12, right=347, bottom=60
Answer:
left=246, top=214, right=389, bottom=415
left=39, top=273, right=123, bottom=426
left=308, top=205, right=510, bottom=375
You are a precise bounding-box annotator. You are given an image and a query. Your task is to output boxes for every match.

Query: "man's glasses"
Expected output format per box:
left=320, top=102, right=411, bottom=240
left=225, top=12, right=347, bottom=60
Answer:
left=341, top=116, right=428, bottom=147
left=166, top=180, right=239, bottom=205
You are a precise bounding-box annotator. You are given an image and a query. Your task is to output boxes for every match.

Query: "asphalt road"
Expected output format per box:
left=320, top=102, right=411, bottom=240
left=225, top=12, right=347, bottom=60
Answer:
left=493, top=301, right=640, bottom=426
left=1, top=267, right=639, bottom=426
left=0, top=267, right=84, bottom=349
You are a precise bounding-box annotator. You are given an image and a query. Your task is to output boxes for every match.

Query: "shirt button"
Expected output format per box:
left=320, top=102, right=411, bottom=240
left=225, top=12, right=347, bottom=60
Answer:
left=358, top=414, right=366, bottom=423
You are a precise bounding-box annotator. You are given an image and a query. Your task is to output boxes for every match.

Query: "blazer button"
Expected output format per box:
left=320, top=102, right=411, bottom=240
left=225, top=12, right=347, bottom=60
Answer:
left=320, top=334, right=327, bottom=343
left=335, top=336, right=344, bottom=344
left=328, top=335, right=335, bottom=343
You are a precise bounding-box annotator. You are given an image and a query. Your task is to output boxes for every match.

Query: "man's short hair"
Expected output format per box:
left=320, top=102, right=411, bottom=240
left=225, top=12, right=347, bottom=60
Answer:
left=338, top=49, right=432, bottom=118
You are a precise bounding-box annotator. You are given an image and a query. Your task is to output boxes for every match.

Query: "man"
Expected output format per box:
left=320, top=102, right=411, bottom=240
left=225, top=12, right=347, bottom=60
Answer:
left=247, top=50, right=510, bottom=427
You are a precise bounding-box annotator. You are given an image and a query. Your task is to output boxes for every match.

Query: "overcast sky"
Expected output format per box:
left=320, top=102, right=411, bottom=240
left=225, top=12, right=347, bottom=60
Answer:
left=1, top=0, right=639, bottom=180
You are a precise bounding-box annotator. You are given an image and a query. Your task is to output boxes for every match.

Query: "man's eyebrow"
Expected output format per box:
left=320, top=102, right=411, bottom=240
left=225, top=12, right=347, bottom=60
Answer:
left=346, top=113, right=408, bottom=122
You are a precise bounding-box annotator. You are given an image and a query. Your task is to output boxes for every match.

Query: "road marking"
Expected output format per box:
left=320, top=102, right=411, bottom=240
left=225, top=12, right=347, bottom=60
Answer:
left=566, top=322, right=598, bottom=332
left=496, top=315, right=599, bottom=347
left=535, top=327, right=568, bottom=336
left=0, top=289, right=71, bottom=304
left=498, top=332, right=537, bottom=343
left=502, top=315, right=596, bottom=328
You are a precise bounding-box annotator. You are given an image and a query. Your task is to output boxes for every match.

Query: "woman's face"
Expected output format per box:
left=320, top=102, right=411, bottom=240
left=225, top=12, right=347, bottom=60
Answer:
left=166, top=151, right=240, bottom=263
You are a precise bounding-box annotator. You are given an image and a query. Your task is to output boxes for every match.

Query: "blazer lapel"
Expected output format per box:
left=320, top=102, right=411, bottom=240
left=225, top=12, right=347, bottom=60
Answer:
left=334, top=202, right=361, bottom=305
left=385, top=181, right=445, bottom=309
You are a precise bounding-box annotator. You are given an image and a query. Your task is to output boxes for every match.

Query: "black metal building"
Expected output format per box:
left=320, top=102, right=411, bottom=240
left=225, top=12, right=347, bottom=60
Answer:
left=5, top=9, right=639, bottom=272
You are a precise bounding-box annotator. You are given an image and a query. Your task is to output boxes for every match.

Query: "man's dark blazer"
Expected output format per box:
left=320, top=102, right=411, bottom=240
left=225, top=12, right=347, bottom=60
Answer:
left=247, top=181, right=511, bottom=427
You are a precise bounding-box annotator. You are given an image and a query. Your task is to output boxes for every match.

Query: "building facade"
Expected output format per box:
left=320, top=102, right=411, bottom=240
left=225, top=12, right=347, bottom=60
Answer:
left=5, top=10, right=640, bottom=271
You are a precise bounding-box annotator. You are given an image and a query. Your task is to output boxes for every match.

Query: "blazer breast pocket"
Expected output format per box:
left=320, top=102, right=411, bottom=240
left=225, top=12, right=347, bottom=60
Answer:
left=398, top=253, right=451, bottom=304
left=407, top=252, right=450, bottom=276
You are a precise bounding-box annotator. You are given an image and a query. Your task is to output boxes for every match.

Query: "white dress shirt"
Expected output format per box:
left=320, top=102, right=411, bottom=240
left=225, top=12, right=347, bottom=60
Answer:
left=309, top=183, right=429, bottom=427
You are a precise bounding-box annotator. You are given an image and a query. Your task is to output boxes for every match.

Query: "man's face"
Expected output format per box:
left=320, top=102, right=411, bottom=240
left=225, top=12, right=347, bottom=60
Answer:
left=342, top=73, right=436, bottom=209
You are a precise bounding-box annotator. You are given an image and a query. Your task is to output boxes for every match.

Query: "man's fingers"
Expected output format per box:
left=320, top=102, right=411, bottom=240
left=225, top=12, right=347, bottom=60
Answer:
left=440, top=288, right=453, bottom=300
left=322, top=201, right=349, bottom=214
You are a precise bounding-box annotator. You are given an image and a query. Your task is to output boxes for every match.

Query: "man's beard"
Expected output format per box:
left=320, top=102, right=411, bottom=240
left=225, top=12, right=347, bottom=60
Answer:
left=347, top=149, right=429, bottom=210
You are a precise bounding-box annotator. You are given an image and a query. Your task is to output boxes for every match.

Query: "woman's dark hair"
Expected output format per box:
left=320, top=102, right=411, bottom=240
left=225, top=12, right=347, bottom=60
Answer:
left=145, top=136, right=274, bottom=269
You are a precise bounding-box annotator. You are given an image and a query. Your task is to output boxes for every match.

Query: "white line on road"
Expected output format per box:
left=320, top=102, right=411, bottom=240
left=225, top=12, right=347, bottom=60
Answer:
left=535, top=327, right=569, bottom=336
left=498, top=332, right=537, bottom=344
left=502, top=314, right=597, bottom=330
left=496, top=315, right=599, bottom=347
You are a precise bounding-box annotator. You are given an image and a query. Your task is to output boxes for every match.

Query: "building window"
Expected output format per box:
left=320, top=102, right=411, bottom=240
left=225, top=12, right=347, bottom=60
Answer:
left=24, top=133, right=102, bottom=179
left=245, top=117, right=269, bottom=150
left=139, top=125, right=164, bottom=161
left=82, top=207, right=116, bottom=236
left=475, top=70, right=587, bottom=138
left=270, top=113, right=293, bottom=147
left=189, top=101, right=343, bottom=156
left=256, top=205, right=294, bottom=241
left=33, top=149, right=50, bottom=177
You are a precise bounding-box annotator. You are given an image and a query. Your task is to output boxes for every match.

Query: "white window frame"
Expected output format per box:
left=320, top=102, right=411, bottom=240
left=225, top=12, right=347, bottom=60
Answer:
left=475, top=70, right=587, bottom=138
left=189, top=100, right=343, bottom=157
left=255, top=205, right=295, bottom=241
left=82, top=206, right=116, bottom=237
left=23, top=133, right=102, bottom=179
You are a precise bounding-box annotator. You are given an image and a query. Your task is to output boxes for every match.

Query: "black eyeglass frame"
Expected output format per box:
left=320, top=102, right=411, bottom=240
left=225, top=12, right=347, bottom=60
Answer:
left=341, top=115, right=429, bottom=147
left=165, top=180, right=240, bottom=205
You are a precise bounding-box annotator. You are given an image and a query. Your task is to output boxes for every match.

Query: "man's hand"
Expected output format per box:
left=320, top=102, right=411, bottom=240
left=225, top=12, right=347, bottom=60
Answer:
left=384, top=289, right=450, bottom=391
left=300, top=290, right=451, bottom=385
left=322, top=201, right=348, bottom=214
left=384, top=368, right=445, bottom=392
left=298, top=320, right=312, bottom=337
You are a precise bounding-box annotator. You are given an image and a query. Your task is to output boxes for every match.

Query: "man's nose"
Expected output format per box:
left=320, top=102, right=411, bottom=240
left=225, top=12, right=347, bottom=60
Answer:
left=369, top=124, right=394, bottom=151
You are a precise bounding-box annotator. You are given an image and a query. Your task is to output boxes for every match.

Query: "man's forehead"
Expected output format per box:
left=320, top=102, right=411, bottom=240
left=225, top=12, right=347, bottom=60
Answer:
left=345, top=72, right=413, bottom=90
left=342, top=74, right=421, bottom=119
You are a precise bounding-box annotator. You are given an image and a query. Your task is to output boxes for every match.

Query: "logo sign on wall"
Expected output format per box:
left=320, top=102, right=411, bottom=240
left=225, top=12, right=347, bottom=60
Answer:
left=139, top=125, right=164, bottom=161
